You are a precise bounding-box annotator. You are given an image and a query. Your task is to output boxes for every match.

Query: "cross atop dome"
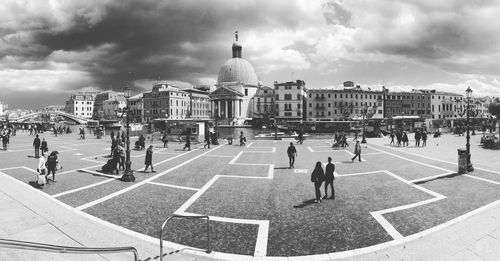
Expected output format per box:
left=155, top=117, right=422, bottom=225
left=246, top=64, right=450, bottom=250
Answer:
left=235, top=30, right=238, bottom=42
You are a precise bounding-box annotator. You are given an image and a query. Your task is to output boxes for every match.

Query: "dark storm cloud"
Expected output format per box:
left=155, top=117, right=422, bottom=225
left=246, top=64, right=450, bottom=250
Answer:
left=353, top=1, right=500, bottom=74
left=2, top=0, right=308, bottom=94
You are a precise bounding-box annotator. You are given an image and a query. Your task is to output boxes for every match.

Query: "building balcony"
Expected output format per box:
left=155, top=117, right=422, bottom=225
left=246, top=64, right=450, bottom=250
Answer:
left=315, top=96, right=326, bottom=100
left=284, top=108, right=293, bottom=111
left=315, top=106, right=326, bottom=110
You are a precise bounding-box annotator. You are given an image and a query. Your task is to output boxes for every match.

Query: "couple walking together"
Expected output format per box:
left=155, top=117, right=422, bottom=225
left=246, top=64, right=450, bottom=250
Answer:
left=311, top=157, right=335, bottom=203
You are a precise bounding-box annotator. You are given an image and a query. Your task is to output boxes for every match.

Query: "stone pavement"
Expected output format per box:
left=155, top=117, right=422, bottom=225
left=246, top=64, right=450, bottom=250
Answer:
left=0, top=169, right=217, bottom=261
left=0, top=132, right=499, bottom=260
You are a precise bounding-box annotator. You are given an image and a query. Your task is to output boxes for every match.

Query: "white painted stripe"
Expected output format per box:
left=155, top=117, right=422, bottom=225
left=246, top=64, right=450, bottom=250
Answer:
left=362, top=152, right=384, bottom=156
left=368, top=146, right=453, bottom=173
left=370, top=212, right=403, bottom=239
left=337, top=170, right=384, bottom=177
left=55, top=164, right=104, bottom=176
left=307, top=146, right=313, bottom=152
left=465, top=174, right=500, bottom=185
left=52, top=178, right=116, bottom=198
left=202, top=154, right=234, bottom=158
left=153, top=148, right=201, bottom=167
left=228, top=151, right=243, bottom=165
left=21, top=166, right=39, bottom=174
left=254, top=220, right=269, bottom=257
left=76, top=146, right=221, bottom=210
left=0, top=166, right=24, bottom=171
left=147, top=181, right=199, bottom=191
left=246, top=142, right=254, bottom=148
left=409, top=171, right=455, bottom=183
left=370, top=143, right=500, bottom=175
left=175, top=175, right=219, bottom=214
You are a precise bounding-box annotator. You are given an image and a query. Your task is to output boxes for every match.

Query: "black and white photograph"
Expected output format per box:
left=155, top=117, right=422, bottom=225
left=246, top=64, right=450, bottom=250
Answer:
left=1, top=0, right=500, bottom=260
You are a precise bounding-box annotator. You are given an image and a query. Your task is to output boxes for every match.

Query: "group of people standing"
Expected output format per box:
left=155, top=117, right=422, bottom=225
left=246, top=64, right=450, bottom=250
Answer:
left=389, top=129, right=427, bottom=147
left=33, top=135, right=60, bottom=187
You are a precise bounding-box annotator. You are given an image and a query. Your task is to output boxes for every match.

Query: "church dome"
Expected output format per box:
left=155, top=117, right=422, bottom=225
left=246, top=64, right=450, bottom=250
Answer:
left=217, top=57, right=258, bottom=86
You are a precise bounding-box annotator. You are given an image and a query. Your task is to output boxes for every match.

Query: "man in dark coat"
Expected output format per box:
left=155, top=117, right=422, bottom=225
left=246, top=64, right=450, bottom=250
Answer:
left=46, top=151, right=59, bottom=182
left=33, top=134, right=41, bottom=158
left=287, top=142, right=297, bottom=168
left=40, top=138, right=48, bottom=156
left=323, top=156, right=335, bottom=199
left=183, top=134, right=191, bottom=151
left=144, top=145, right=155, bottom=173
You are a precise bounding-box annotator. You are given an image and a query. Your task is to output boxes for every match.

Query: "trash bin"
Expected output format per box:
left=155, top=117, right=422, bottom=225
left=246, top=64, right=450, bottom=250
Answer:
left=457, top=149, right=467, bottom=174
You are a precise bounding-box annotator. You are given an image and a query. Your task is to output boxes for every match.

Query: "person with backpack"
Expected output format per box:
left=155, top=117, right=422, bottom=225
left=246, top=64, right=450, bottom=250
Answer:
left=311, top=161, right=325, bottom=203
left=323, top=157, right=335, bottom=200
left=45, top=151, right=59, bottom=182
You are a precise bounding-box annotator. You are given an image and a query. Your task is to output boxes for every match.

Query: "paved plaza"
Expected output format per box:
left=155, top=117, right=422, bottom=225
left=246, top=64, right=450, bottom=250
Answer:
left=1, top=131, right=500, bottom=260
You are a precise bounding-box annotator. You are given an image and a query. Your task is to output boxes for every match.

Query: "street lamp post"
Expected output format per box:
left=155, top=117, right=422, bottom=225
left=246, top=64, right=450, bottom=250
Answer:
left=120, top=86, right=135, bottom=182
left=465, top=86, right=474, bottom=172
left=361, top=105, right=367, bottom=143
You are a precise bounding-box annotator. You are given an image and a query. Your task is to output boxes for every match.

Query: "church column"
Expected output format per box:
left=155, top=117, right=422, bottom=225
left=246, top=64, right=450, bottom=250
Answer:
left=215, top=100, right=219, bottom=118
left=232, top=100, right=236, bottom=118
left=239, top=100, right=242, bottom=118
left=236, top=100, right=239, bottom=118
left=225, top=100, right=228, bottom=119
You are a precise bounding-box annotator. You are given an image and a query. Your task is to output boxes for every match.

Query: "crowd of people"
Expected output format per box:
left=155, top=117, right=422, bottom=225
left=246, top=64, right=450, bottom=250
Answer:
left=15, top=122, right=465, bottom=204
left=389, top=129, right=428, bottom=147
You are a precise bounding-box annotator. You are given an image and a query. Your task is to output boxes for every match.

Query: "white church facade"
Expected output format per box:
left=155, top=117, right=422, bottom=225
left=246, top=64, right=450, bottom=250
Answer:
left=210, top=35, right=260, bottom=125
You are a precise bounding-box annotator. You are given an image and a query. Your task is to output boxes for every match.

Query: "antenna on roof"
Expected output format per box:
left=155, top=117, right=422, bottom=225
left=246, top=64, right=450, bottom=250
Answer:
left=235, top=31, right=238, bottom=42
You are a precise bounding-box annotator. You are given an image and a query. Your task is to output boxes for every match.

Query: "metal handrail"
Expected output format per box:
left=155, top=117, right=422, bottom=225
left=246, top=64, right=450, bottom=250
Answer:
left=160, top=214, right=210, bottom=261
left=0, top=238, right=138, bottom=261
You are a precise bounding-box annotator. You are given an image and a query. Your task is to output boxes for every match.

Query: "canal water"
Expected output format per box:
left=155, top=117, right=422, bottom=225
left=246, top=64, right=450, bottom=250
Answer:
left=217, top=127, right=335, bottom=140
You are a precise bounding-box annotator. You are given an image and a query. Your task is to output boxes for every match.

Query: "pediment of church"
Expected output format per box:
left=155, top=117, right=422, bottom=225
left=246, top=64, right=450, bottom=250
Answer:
left=209, top=86, right=243, bottom=98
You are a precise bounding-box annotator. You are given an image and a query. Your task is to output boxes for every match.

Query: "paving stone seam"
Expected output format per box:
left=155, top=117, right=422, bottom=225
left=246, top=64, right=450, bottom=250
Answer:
left=75, top=146, right=223, bottom=211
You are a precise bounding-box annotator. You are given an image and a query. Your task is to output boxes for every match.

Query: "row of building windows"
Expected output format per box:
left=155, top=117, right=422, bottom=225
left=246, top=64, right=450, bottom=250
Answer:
left=276, top=85, right=301, bottom=90
left=276, top=94, right=302, bottom=100
left=74, top=101, right=93, bottom=105
left=308, top=101, right=381, bottom=108
left=75, top=107, right=92, bottom=111
left=308, top=93, right=382, bottom=100
left=308, top=109, right=384, bottom=117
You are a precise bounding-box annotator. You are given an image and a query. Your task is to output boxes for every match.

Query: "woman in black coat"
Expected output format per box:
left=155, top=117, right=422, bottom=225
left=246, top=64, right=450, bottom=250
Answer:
left=311, top=161, right=325, bottom=203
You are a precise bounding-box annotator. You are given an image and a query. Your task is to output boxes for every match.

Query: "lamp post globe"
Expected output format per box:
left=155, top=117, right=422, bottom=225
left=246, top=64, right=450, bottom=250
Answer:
left=121, top=86, right=135, bottom=182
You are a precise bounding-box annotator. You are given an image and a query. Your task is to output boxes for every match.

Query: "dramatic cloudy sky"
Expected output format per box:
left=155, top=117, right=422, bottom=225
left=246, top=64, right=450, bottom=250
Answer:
left=1, top=0, right=500, bottom=109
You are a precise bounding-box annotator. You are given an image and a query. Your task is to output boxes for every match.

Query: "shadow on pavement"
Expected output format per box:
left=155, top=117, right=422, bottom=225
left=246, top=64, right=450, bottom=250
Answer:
left=293, top=199, right=318, bottom=209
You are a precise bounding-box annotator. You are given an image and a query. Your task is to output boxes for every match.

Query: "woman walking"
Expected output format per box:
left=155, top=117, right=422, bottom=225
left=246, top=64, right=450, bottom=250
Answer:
left=311, top=161, right=325, bottom=203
